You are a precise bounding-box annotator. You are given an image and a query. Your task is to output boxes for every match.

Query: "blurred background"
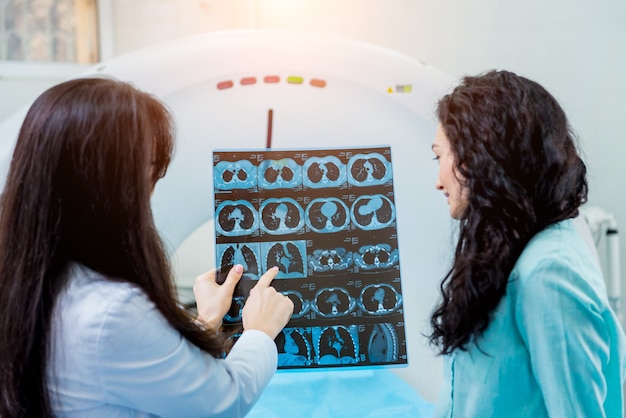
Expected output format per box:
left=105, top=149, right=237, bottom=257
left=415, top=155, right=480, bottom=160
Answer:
left=1, top=0, right=625, bottom=406
left=1, top=0, right=625, bottom=235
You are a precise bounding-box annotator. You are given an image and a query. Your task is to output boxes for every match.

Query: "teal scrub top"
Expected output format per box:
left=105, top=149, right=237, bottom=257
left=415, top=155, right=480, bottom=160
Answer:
left=434, top=219, right=626, bottom=418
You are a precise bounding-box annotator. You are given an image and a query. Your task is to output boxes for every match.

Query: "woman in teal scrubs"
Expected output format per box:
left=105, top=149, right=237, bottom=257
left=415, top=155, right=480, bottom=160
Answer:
left=430, top=70, right=626, bottom=417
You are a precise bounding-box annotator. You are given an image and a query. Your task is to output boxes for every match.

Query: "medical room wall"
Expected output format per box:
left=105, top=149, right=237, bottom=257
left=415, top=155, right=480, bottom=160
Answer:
left=1, top=0, right=625, bottom=380
left=133, top=1, right=626, bottom=329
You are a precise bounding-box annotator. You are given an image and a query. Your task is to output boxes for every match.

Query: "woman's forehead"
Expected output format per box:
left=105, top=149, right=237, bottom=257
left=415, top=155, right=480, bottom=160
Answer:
left=433, top=125, right=450, bottom=147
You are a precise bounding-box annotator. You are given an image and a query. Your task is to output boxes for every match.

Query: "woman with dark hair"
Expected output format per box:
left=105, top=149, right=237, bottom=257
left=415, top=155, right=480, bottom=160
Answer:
left=430, top=70, right=626, bottom=417
left=0, top=77, right=293, bottom=417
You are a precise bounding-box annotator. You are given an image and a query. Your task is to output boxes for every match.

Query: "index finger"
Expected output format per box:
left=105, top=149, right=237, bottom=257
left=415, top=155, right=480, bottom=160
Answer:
left=253, top=266, right=279, bottom=290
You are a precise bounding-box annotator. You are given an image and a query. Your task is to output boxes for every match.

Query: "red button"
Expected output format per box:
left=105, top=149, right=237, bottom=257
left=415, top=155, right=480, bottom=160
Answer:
left=217, top=80, right=234, bottom=90
left=264, top=75, right=280, bottom=83
left=310, top=79, right=326, bottom=88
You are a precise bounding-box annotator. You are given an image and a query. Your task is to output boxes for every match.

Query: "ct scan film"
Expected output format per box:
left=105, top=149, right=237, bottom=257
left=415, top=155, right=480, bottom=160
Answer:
left=213, top=146, right=407, bottom=370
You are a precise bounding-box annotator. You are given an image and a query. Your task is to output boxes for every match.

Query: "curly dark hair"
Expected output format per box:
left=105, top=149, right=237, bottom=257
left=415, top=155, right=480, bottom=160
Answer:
left=429, top=70, right=588, bottom=354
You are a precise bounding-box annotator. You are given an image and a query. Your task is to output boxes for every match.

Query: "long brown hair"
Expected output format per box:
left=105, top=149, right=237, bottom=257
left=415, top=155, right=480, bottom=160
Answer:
left=0, top=77, right=224, bottom=417
left=429, top=70, right=587, bottom=354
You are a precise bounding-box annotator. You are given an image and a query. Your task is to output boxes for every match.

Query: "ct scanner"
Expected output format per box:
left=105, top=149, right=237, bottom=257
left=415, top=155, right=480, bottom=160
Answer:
left=0, top=29, right=458, bottom=415
left=0, top=29, right=620, bottom=417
